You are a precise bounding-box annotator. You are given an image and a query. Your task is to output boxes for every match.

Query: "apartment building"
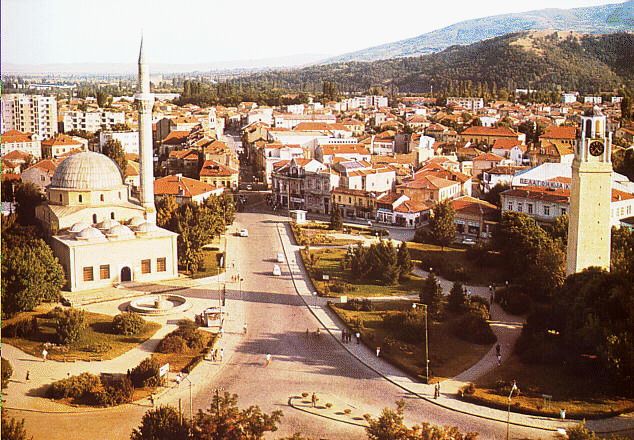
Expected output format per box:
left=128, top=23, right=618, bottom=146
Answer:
left=447, top=97, right=484, bottom=112
left=62, top=110, right=125, bottom=133
left=1, top=94, right=58, bottom=139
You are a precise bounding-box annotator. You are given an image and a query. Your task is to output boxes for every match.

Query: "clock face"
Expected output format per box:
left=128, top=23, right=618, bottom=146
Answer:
left=589, top=141, right=604, bottom=157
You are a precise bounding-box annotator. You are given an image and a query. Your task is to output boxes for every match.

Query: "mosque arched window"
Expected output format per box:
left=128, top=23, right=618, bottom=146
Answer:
left=59, top=194, right=62, bottom=202
left=79, top=195, right=83, bottom=203
left=111, top=212, right=115, bottom=220
left=92, top=213, right=97, bottom=224
left=100, top=194, right=105, bottom=202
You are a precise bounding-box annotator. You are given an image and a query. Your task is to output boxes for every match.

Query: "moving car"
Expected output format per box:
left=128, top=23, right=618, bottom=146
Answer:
left=276, top=252, right=285, bottom=263
left=272, top=264, right=282, bottom=276
left=239, top=229, right=249, bottom=237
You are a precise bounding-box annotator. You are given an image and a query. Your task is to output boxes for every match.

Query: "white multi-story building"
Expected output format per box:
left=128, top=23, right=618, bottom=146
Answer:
left=447, top=97, right=484, bottom=112
left=1, top=130, right=42, bottom=158
left=1, top=94, right=58, bottom=139
left=62, top=110, right=125, bottom=133
left=583, top=96, right=602, bottom=105
left=99, top=130, right=140, bottom=155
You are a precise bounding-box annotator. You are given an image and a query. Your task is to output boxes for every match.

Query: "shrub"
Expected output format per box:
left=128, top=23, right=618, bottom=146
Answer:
left=382, top=311, right=424, bottom=344
left=81, top=342, right=112, bottom=353
left=497, top=289, right=531, bottom=315
left=55, top=308, right=87, bottom=345
left=112, top=312, right=146, bottom=336
left=4, top=316, right=39, bottom=338
left=329, top=281, right=354, bottom=294
left=158, top=335, right=189, bottom=354
left=325, top=403, right=333, bottom=409
left=183, top=355, right=204, bottom=374
left=344, top=298, right=374, bottom=312
left=468, top=297, right=491, bottom=320
left=96, top=376, right=133, bottom=406
left=452, top=312, right=497, bottom=345
left=47, top=372, right=101, bottom=401
left=130, top=357, right=162, bottom=388
left=2, top=358, right=13, bottom=388
left=447, top=266, right=468, bottom=282
left=460, top=383, right=476, bottom=396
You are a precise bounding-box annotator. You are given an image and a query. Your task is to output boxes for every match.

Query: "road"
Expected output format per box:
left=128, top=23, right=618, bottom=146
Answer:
left=9, top=207, right=549, bottom=439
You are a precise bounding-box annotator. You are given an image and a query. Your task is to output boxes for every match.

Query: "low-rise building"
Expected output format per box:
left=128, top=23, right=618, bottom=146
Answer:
left=199, top=160, right=239, bottom=190
left=42, top=134, right=87, bottom=158
left=154, top=175, right=223, bottom=205
left=451, top=196, right=499, bottom=241
left=21, top=159, right=61, bottom=192
left=99, top=130, right=140, bottom=155
left=1, top=130, right=42, bottom=158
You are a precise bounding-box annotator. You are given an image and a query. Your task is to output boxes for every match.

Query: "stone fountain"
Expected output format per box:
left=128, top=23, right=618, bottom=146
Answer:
left=128, top=293, right=191, bottom=315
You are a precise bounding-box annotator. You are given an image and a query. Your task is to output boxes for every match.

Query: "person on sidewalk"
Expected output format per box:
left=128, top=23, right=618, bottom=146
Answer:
left=265, top=353, right=272, bottom=367
left=219, top=348, right=224, bottom=362
left=41, top=348, right=48, bottom=362
left=311, top=392, right=317, bottom=408
left=376, top=347, right=381, bottom=357
left=356, top=332, right=360, bottom=344
left=25, top=371, right=30, bottom=381
left=243, top=323, right=247, bottom=334
left=496, top=343, right=501, bottom=357
left=497, top=353, right=502, bottom=366
left=341, top=330, right=346, bottom=342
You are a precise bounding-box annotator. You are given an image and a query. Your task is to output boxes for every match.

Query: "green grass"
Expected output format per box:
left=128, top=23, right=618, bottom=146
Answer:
left=3, top=306, right=161, bottom=362
left=191, top=248, right=225, bottom=279
left=304, top=248, right=423, bottom=297
left=331, top=301, right=492, bottom=380
left=467, top=354, right=634, bottom=418
left=407, top=241, right=505, bottom=286
left=292, top=222, right=362, bottom=246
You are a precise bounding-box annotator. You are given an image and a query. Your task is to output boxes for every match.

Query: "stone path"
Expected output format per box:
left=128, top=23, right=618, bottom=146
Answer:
left=276, top=221, right=634, bottom=435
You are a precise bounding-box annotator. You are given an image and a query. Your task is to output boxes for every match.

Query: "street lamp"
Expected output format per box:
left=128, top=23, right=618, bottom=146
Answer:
left=183, top=375, right=193, bottom=424
left=506, top=380, right=519, bottom=440
left=412, top=302, right=430, bottom=384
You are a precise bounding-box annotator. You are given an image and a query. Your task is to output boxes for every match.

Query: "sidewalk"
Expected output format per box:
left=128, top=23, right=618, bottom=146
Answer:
left=276, top=221, right=634, bottom=435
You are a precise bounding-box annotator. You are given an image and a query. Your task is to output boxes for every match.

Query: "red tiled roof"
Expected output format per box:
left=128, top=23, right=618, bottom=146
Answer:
left=199, top=160, right=238, bottom=177
left=473, top=152, right=505, bottom=162
left=451, top=196, right=499, bottom=218
left=162, top=131, right=190, bottom=145
left=154, top=175, right=216, bottom=197
left=169, top=148, right=199, bottom=160
left=540, top=125, right=577, bottom=140
left=492, top=138, right=524, bottom=150
left=1, top=130, right=35, bottom=144
left=394, top=200, right=430, bottom=213
left=399, top=175, right=458, bottom=190
left=461, top=126, right=518, bottom=137
left=42, top=134, right=82, bottom=147
left=2, top=150, right=32, bottom=161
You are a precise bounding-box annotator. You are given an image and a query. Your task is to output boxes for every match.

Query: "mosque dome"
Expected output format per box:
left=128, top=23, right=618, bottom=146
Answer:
left=97, top=219, right=120, bottom=230
left=76, top=226, right=106, bottom=241
left=106, top=224, right=135, bottom=238
left=51, top=152, right=123, bottom=190
left=135, top=222, right=159, bottom=235
left=69, top=221, right=91, bottom=234
left=128, top=216, right=146, bottom=228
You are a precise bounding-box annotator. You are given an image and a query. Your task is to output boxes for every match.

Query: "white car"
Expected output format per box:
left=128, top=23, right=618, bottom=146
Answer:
left=276, top=252, right=285, bottom=263
left=462, top=238, right=476, bottom=246
left=272, top=264, right=282, bottom=276
left=239, top=229, right=249, bottom=237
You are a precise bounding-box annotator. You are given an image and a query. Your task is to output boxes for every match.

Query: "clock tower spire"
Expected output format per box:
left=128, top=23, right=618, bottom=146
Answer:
left=566, top=106, right=613, bottom=275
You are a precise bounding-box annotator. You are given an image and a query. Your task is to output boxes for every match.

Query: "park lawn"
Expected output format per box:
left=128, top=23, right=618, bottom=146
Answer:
left=2, top=305, right=161, bottom=362
left=304, top=248, right=423, bottom=297
left=191, top=248, right=225, bottom=279
left=467, top=354, right=634, bottom=418
left=292, top=222, right=362, bottom=246
left=407, top=241, right=505, bottom=286
left=331, top=301, right=492, bottom=380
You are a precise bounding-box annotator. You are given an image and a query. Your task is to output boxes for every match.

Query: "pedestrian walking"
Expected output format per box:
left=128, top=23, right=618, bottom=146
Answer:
left=341, top=330, right=346, bottom=342
left=434, top=383, right=439, bottom=399
left=265, top=353, right=272, bottom=367
left=149, top=394, right=155, bottom=406
left=311, top=392, right=317, bottom=408
left=560, top=409, right=566, bottom=420
left=243, top=323, right=248, bottom=334
left=497, top=353, right=502, bottom=366
left=376, top=347, right=381, bottom=357
left=348, top=332, right=352, bottom=343
left=219, top=348, right=224, bottom=362
left=211, top=348, right=217, bottom=362
left=496, top=343, right=501, bottom=356
left=438, top=381, right=441, bottom=396
left=41, top=348, right=48, bottom=362
left=355, top=332, right=360, bottom=344
left=25, top=370, right=30, bottom=381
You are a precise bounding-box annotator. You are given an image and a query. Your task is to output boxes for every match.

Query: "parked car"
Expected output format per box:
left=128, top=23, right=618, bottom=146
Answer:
left=246, top=184, right=253, bottom=191
left=239, top=229, right=249, bottom=237
left=272, top=264, right=282, bottom=276
left=462, top=238, right=476, bottom=246
left=276, top=252, right=285, bottom=263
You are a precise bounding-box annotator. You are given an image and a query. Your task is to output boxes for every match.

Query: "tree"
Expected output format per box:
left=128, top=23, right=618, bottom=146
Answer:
left=131, top=405, right=189, bottom=440
left=429, top=201, right=456, bottom=249
left=620, top=95, right=631, bottom=122
left=611, top=226, right=634, bottom=280
left=420, top=272, right=443, bottom=316
left=549, top=214, right=568, bottom=246
left=448, top=281, right=466, bottom=312
left=2, top=358, right=13, bottom=388
left=191, top=391, right=283, bottom=440
left=379, top=241, right=400, bottom=286
left=612, top=148, right=634, bottom=181
left=1, top=411, right=31, bottom=440
left=55, top=308, right=87, bottom=345
left=1, top=229, right=65, bottom=317
left=329, top=204, right=343, bottom=230
left=483, top=183, right=509, bottom=207
left=102, top=138, right=127, bottom=178
left=396, top=242, right=412, bottom=279
left=14, top=182, right=44, bottom=225
left=365, top=401, right=478, bottom=440
left=156, top=196, right=179, bottom=229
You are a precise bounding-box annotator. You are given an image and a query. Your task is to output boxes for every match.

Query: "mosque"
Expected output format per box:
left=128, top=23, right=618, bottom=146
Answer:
left=35, top=40, right=179, bottom=292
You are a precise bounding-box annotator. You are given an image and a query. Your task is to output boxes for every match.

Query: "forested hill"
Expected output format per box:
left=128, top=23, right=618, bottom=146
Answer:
left=243, top=31, right=634, bottom=96
left=324, top=0, right=634, bottom=63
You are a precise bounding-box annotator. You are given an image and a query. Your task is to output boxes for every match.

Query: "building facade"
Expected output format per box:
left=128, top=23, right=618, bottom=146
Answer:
left=1, top=94, right=58, bottom=139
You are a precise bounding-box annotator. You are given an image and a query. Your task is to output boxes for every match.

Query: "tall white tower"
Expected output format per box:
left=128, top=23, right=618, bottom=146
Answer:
left=566, top=106, right=613, bottom=275
left=135, top=38, right=156, bottom=223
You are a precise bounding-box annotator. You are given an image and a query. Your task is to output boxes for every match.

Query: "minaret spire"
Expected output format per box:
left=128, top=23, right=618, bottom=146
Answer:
left=135, top=36, right=156, bottom=222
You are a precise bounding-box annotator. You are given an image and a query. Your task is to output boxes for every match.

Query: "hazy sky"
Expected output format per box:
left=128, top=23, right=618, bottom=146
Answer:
left=1, top=0, right=624, bottom=65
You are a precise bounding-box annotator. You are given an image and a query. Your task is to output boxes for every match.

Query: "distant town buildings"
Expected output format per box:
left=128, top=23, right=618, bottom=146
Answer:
left=1, top=93, right=58, bottom=139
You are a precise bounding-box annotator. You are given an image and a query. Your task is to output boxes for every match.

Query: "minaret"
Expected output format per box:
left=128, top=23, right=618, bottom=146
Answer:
left=135, top=37, right=156, bottom=222
left=566, top=106, right=612, bottom=275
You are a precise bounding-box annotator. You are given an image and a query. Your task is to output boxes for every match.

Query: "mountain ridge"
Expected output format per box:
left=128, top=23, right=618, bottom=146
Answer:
left=323, top=1, right=634, bottom=63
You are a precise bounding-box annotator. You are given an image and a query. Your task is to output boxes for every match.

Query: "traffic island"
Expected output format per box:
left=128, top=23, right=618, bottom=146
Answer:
left=288, top=393, right=369, bottom=428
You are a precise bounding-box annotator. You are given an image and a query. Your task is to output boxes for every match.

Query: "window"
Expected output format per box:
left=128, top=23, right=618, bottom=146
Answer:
left=141, top=259, right=151, bottom=274
left=157, top=258, right=166, bottom=272
left=561, top=208, right=567, bottom=216
left=544, top=206, right=551, bottom=216
left=59, top=194, right=63, bottom=202
left=111, top=212, right=115, bottom=220
left=527, top=204, right=533, bottom=214
left=100, top=194, right=104, bottom=202
left=93, top=213, right=97, bottom=224
left=79, top=194, right=83, bottom=203
left=99, top=265, right=110, bottom=280
left=41, top=175, right=45, bottom=182
left=83, top=266, right=94, bottom=282
left=507, top=202, right=513, bottom=211
left=517, top=203, right=523, bottom=213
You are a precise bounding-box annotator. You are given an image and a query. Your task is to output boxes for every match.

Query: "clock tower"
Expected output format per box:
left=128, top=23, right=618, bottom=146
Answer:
left=566, top=106, right=613, bottom=275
